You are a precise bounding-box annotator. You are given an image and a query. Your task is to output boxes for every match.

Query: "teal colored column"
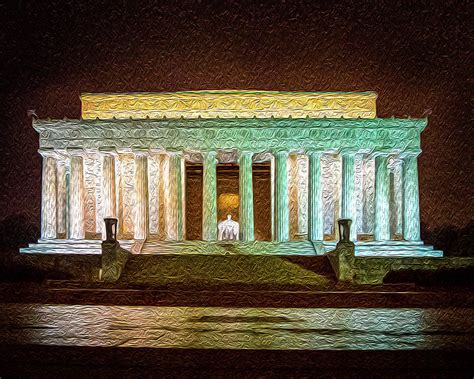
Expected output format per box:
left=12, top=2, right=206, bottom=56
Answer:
left=169, top=152, right=184, bottom=241
left=341, top=152, right=357, bottom=241
left=308, top=152, right=323, bottom=241
left=403, top=154, right=421, bottom=241
left=202, top=151, right=217, bottom=241
left=274, top=151, right=289, bottom=242
left=239, top=151, right=254, bottom=241
left=374, top=155, right=390, bottom=240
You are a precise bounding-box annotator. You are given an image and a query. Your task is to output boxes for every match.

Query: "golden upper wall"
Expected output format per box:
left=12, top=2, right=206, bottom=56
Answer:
left=81, top=90, right=377, bottom=120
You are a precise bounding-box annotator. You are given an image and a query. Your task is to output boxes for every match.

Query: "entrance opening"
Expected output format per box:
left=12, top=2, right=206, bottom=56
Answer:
left=253, top=162, right=271, bottom=241
left=217, top=163, right=240, bottom=225
left=185, top=162, right=203, bottom=240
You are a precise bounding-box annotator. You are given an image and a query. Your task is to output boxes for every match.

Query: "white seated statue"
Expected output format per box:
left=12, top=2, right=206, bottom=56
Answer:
left=218, top=214, right=240, bottom=241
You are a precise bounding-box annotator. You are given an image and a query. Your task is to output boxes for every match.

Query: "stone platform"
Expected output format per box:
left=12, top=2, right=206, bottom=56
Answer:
left=20, top=239, right=442, bottom=257
left=20, top=239, right=134, bottom=255
left=323, top=240, right=443, bottom=257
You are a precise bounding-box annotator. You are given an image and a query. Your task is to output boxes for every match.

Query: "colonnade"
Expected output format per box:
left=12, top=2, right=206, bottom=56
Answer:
left=39, top=148, right=421, bottom=243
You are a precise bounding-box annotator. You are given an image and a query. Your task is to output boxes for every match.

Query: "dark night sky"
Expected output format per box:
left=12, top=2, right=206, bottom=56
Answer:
left=0, top=1, right=472, bottom=253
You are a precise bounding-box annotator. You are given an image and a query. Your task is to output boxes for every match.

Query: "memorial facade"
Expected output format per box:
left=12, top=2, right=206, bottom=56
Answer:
left=22, top=90, right=442, bottom=256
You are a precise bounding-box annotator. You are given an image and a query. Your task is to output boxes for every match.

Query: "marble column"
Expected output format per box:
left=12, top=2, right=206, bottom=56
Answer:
left=390, top=157, right=404, bottom=238
left=56, top=157, right=67, bottom=237
left=40, top=151, right=57, bottom=239
left=158, top=153, right=169, bottom=240
left=341, top=152, right=357, bottom=241
left=134, top=151, right=148, bottom=240
left=239, top=151, right=254, bottom=241
left=168, top=152, right=184, bottom=240
left=308, top=151, right=324, bottom=241
left=374, top=154, right=390, bottom=240
left=101, top=150, right=117, bottom=239
left=202, top=151, right=217, bottom=241
left=270, top=155, right=275, bottom=241
left=274, top=151, right=289, bottom=242
left=68, top=151, right=85, bottom=239
left=403, top=154, right=421, bottom=241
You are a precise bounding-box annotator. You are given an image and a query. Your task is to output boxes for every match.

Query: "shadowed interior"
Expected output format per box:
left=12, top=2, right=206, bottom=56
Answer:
left=185, top=161, right=272, bottom=241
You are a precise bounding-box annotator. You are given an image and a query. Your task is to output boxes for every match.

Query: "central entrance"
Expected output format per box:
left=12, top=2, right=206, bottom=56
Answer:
left=216, top=163, right=239, bottom=226
left=185, top=160, right=271, bottom=241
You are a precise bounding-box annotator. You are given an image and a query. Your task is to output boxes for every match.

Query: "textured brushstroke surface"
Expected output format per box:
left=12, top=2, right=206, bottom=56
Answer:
left=68, top=155, right=85, bottom=239
left=39, top=155, right=56, bottom=239
left=375, top=156, right=390, bottom=240
left=0, top=2, right=472, bottom=256
left=133, top=153, right=148, bottom=240
left=80, top=90, right=377, bottom=119
left=1, top=304, right=473, bottom=350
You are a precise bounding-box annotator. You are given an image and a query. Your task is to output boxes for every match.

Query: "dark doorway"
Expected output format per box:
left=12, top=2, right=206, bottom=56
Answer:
left=217, top=164, right=240, bottom=224
left=185, top=162, right=203, bottom=240
left=253, top=162, right=272, bottom=240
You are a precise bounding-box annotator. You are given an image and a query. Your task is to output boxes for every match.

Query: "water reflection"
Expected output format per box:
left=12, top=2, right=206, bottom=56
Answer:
left=0, top=304, right=473, bottom=350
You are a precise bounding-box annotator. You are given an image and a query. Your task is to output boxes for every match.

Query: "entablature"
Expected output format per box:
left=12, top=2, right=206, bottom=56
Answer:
left=34, top=117, right=426, bottom=155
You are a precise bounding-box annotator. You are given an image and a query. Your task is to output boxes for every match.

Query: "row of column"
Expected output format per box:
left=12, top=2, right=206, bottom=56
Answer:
left=40, top=149, right=421, bottom=243
left=274, top=151, right=421, bottom=242
left=337, top=152, right=421, bottom=242
left=40, top=149, right=184, bottom=241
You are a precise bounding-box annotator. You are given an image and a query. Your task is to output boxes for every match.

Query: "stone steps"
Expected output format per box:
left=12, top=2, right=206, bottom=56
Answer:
left=20, top=239, right=134, bottom=255
left=120, top=253, right=335, bottom=287
left=323, top=241, right=443, bottom=257
left=141, top=240, right=318, bottom=256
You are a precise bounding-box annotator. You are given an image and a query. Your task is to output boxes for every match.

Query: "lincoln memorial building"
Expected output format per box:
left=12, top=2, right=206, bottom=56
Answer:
left=22, top=90, right=442, bottom=257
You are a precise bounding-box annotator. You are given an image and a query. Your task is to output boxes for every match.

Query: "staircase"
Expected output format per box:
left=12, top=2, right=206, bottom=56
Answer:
left=141, top=240, right=318, bottom=256
left=122, top=242, right=334, bottom=288
left=322, top=240, right=443, bottom=257
left=20, top=239, right=134, bottom=255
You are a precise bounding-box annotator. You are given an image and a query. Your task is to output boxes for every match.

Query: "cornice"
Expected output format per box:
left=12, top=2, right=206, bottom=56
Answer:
left=33, top=117, right=428, bottom=131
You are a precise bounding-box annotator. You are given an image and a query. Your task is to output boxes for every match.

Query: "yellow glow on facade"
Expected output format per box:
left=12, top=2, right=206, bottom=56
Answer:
left=218, top=193, right=240, bottom=220
left=81, top=90, right=377, bottom=120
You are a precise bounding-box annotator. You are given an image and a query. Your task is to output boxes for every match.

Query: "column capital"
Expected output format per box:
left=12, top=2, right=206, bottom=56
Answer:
left=399, top=150, right=421, bottom=159
left=202, top=150, right=217, bottom=156
left=339, top=148, right=362, bottom=157
left=369, top=151, right=390, bottom=160
left=387, top=156, right=404, bottom=172
left=149, top=148, right=166, bottom=155
left=273, top=150, right=289, bottom=158
left=132, top=147, right=150, bottom=157
left=66, top=147, right=87, bottom=157
left=306, top=150, right=323, bottom=158
left=238, top=150, right=254, bottom=161
left=202, top=150, right=218, bottom=161
left=99, top=146, right=118, bottom=156
left=167, top=150, right=184, bottom=158
left=38, top=148, right=59, bottom=159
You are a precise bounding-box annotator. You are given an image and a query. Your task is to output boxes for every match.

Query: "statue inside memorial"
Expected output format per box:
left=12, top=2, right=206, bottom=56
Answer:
left=218, top=214, right=240, bottom=241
